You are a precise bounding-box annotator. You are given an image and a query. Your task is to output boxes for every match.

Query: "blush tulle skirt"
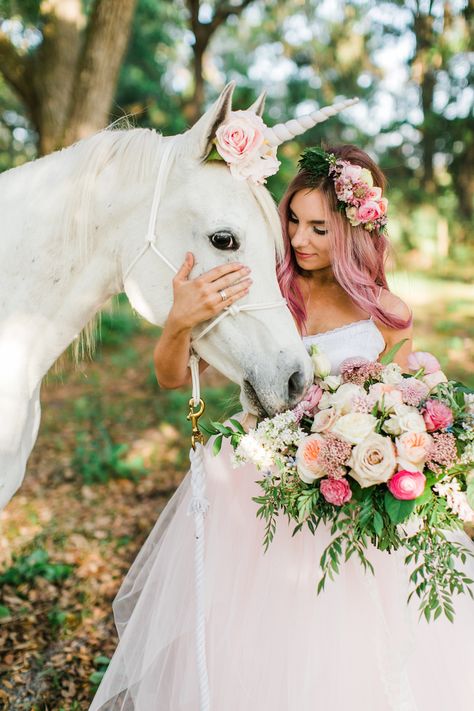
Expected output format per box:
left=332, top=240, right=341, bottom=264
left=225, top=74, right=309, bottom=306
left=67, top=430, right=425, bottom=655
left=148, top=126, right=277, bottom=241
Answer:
left=89, top=435, right=474, bottom=711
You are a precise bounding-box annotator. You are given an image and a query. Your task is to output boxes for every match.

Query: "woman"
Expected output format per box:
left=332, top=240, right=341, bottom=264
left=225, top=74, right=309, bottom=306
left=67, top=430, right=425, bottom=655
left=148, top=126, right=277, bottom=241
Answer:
left=89, top=145, right=474, bottom=711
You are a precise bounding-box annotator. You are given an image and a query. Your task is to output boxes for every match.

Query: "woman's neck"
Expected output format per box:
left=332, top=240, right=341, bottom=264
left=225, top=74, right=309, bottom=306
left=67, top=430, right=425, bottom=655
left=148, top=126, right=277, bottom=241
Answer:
left=302, top=266, right=338, bottom=289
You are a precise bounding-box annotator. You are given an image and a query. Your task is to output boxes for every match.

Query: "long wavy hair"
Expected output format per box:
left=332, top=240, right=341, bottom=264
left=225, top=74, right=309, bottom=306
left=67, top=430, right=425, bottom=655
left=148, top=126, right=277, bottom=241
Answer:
left=277, top=144, right=412, bottom=335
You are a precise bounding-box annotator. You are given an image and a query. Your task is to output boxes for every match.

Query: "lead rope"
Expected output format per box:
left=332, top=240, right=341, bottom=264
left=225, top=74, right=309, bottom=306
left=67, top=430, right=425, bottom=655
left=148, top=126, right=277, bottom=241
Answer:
left=123, top=134, right=286, bottom=710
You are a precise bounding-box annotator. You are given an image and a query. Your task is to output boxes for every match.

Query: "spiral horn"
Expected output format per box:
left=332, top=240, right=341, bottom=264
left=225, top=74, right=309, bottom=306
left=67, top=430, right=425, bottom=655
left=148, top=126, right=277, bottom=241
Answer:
left=265, top=97, right=359, bottom=147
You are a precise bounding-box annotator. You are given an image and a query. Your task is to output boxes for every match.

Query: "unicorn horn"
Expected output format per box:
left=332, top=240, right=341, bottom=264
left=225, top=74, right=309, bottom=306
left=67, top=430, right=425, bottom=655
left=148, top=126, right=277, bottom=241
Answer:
left=265, top=97, right=359, bottom=147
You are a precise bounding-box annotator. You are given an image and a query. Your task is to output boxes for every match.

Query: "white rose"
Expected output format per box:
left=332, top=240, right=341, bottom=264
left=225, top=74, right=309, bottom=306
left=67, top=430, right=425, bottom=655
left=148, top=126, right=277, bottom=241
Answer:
left=382, top=404, right=426, bottom=436
left=318, top=391, right=334, bottom=410
left=330, top=412, right=378, bottom=445
left=422, top=370, right=448, bottom=390
left=464, top=394, right=474, bottom=415
left=330, top=383, right=366, bottom=414
left=311, top=407, right=340, bottom=433
left=368, top=383, right=403, bottom=411
left=348, top=432, right=397, bottom=488
left=381, top=362, right=404, bottom=385
left=310, top=345, right=331, bottom=379
left=321, top=375, right=342, bottom=391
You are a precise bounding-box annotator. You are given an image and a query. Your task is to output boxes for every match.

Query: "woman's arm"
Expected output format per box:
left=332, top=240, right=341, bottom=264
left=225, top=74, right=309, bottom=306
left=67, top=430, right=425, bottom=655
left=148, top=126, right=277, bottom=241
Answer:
left=153, top=252, right=252, bottom=389
left=376, top=290, right=413, bottom=370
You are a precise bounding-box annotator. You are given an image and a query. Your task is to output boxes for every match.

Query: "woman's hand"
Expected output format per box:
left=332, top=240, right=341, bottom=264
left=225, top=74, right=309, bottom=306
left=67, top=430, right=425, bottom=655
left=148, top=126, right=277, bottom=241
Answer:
left=168, top=252, right=252, bottom=331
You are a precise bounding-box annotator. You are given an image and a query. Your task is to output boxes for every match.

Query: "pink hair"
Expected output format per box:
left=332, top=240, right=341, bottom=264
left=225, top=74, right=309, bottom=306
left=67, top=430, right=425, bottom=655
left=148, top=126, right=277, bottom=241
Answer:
left=277, top=144, right=412, bottom=335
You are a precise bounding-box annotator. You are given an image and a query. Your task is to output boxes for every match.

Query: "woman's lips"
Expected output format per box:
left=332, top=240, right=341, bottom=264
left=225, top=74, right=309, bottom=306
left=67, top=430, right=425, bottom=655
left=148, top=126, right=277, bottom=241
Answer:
left=295, top=250, right=317, bottom=260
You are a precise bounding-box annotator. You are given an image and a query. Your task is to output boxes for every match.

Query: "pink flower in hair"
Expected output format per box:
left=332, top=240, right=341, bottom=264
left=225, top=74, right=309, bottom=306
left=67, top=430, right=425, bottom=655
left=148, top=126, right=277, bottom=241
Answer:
left=339, top=162, right=362, bottom=182
left=357, top=200, right=383, bottom=223
left=367, top=186, right=382, bottom=201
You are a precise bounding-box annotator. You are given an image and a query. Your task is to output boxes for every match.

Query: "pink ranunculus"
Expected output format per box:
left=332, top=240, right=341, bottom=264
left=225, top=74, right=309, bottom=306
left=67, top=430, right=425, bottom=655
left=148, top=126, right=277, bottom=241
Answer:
left=320, top=477, right=352, bottom=506
left=407, top=351, right=441, bottom=375
left=423, top=399, right=454, bottom=432
left=357, top=200, right=383, bottom=223
left=388, top=469, right=426, bottom=500
left=215, top=110, right=265, bottom=164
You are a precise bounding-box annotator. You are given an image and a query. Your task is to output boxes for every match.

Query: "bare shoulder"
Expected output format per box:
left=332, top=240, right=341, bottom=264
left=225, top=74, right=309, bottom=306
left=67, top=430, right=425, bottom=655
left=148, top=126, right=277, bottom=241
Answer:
left=378, top=288, right=411, bottom=322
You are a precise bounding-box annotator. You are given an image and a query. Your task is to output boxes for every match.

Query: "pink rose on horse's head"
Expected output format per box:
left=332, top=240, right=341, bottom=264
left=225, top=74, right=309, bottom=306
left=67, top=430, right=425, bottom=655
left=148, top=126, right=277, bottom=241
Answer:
left=215, top=110, right=265, bottom=164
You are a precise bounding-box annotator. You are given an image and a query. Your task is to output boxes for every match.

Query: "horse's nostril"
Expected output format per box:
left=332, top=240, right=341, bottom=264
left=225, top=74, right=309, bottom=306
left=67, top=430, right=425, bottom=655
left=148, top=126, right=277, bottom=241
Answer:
left=288, top=369, right=306, bottom=405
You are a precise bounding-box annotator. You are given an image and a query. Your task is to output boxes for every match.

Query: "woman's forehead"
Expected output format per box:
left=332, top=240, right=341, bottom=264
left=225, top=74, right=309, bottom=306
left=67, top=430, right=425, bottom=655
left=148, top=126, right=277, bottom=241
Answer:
left=290, top=188, right=326, bottom=215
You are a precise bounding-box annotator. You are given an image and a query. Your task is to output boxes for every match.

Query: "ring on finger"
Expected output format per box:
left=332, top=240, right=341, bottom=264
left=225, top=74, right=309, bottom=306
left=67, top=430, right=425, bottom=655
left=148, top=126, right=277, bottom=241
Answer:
left=218, top=289, right=228, bottom=302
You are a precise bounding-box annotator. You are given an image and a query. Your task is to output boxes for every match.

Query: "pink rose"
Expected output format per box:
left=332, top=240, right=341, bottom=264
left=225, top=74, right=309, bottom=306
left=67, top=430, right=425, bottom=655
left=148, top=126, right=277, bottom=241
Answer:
left=423, top=399, right=454, bottom=432
left=215, top=110, right=265, bottom=164
left=407, top=351, right=441, bottom=375
left=357, top=200, right=383, bottom=223
left=293, top=384, right=323, bottom=422
left=340, top=163, right=362, bottom=182
left=367, top=186, right=382, bottom=201
left=388, top=469, right=426, bottom=500
left=396, top=431, right=433, bottom=469
left=320, top=477, right=352, bottom=506
left=423, top=370, right=448, bottom=390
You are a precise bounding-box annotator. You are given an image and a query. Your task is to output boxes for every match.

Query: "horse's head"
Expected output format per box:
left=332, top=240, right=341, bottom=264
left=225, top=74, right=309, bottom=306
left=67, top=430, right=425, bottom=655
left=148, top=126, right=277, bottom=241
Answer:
left=122, top=83, right=354, bottom=415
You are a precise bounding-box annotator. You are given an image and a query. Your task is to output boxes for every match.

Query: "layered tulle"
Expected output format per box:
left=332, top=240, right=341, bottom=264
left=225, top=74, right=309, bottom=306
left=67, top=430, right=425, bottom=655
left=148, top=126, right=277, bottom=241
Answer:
left=89, top=433, right=474, bottom=711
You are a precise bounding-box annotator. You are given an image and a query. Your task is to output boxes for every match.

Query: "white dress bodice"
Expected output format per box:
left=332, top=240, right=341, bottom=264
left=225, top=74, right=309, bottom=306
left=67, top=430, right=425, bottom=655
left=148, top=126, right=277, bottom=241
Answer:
left=302, top=318, right=385, bottom=375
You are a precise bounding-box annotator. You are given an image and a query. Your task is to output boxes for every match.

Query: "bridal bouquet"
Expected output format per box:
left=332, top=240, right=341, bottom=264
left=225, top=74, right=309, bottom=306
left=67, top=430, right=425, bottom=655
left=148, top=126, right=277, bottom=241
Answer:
left=205, top=343, right=474, bottom=622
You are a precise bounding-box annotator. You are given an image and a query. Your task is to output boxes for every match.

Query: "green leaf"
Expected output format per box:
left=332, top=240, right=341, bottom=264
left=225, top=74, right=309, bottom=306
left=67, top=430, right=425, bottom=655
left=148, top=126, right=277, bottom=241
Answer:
left=228, top=418, right=246, bottom=434
left=0, top=605, right=11, bottom=618
left=384, top=491, right=416, bottom=524
left=373, top=511, right=384, bottom=537
left=212, top=435, right=223, bottom=456
left=210, top=422, right=232, bottom=436
left=379, top=338, right=409, bottom=365
left=466, top=481, right=474, bottom=511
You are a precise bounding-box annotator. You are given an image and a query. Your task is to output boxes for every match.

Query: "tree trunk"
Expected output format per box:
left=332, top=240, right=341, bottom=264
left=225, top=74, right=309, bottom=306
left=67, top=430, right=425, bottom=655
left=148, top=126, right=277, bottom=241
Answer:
left=63, top=0, right=138, bottom=145
left=32, top=0, right=85, bottom=154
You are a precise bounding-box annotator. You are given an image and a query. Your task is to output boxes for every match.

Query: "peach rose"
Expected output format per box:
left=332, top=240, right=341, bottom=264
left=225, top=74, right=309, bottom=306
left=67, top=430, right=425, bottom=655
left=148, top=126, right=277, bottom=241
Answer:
left=296, top=433, right=326, bottom=484
left=396, top=431, right=433, bottom=470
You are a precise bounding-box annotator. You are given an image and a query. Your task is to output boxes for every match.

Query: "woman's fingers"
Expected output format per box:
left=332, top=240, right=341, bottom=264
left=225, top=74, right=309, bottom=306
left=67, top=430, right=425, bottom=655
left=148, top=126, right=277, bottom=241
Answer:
left=213, top=279, right=251, bottom=307
left=174, top=252, right=194, bottom=282
left=199, top=262, right=248, bottom=284
left=212, top=268, right=252, bottom=292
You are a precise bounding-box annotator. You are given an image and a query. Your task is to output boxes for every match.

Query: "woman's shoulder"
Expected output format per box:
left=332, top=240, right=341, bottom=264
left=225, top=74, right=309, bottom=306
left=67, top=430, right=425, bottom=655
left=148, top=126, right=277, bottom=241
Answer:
left=377, top=288, right=411, bottom=323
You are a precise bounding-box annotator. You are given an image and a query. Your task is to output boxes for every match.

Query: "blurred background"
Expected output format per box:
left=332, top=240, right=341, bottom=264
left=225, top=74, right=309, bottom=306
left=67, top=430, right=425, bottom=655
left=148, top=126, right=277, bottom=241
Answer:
left=0, top=1, right=472, bottom=708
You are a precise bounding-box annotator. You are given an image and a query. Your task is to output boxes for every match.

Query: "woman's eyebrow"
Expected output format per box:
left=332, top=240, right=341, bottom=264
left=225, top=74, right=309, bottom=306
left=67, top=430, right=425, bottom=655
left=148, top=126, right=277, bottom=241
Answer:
left=289, top=207, right=326, bottom=225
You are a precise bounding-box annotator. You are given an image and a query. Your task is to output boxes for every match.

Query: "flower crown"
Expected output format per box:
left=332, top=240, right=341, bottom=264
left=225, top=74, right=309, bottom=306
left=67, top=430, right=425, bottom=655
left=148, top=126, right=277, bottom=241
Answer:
left=208, top=110, right=281, bottom=185
left=298, top=147, right=388, bottom=234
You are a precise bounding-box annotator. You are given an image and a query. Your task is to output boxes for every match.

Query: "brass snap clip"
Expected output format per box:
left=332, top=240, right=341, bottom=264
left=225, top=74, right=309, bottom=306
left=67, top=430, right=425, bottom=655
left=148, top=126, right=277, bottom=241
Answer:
left=187, top=397, right=206, bottom=449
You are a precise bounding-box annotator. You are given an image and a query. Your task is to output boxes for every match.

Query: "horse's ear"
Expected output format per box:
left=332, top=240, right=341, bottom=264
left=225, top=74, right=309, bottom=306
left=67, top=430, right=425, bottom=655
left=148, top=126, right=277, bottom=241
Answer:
left=247, top=90, right=266, bottom=117
left=184, top=81, right=235, bottom=161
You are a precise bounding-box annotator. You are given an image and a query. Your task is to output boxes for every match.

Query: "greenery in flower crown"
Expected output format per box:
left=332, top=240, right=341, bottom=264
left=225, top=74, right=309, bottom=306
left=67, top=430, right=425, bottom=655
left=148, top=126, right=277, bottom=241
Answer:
left=298, top=146, right=336, bottom=183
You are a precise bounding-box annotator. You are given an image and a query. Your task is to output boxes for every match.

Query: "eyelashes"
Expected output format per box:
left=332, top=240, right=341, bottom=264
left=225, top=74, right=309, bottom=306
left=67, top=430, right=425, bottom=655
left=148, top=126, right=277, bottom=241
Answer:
left=288, top=212, right=328, bottom=236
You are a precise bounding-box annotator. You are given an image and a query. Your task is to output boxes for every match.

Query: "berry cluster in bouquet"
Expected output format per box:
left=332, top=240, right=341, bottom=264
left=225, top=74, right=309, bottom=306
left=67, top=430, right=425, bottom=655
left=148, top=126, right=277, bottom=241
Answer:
left=205, top=342, right=474, bottom=622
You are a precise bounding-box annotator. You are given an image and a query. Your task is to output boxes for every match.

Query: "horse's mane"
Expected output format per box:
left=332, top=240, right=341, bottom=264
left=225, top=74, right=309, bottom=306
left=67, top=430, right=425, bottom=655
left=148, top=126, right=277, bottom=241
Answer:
left=23, top=125, right=283, bottom=365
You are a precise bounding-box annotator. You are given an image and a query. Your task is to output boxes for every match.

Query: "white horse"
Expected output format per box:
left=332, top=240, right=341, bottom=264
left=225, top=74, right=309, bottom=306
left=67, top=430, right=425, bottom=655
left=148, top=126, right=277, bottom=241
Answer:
left=0, top=81, right=354, bottom=511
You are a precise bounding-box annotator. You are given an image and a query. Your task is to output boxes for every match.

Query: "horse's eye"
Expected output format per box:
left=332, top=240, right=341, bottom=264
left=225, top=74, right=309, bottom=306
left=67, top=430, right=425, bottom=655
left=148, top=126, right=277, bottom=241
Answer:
left=209, top=230, right=238, bottom=251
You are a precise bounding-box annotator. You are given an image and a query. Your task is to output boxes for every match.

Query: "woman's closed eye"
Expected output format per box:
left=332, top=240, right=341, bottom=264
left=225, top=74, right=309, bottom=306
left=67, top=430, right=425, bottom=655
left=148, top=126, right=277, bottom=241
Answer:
left=288, top=210, right=327, bottom=235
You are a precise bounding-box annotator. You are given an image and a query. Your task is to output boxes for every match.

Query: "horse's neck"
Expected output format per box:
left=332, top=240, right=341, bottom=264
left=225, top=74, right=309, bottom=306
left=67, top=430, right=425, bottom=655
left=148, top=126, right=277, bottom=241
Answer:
left=0, top=159, right=125, bottom=393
